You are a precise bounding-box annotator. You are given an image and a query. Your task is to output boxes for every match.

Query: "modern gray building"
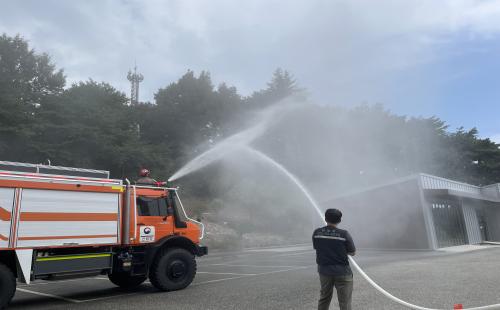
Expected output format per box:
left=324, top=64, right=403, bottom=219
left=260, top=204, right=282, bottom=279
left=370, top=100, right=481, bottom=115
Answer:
left=322, top=174, right=500, bottom=250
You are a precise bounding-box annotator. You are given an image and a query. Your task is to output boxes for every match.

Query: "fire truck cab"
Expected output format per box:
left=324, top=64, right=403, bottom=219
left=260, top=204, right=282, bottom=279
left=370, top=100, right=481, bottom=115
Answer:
left=0, top=161, right=207, bottom=308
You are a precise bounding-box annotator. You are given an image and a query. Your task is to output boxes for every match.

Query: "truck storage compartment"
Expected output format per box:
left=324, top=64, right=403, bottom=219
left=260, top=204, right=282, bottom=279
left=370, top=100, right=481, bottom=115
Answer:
left=16, top=189, right=120, bottom=248
left=33, top=252, right=113, bottom=276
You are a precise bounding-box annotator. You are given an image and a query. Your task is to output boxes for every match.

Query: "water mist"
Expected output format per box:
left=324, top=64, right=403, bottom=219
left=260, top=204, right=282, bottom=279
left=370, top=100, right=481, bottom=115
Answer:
left=168, top=101, right=500, bottom=310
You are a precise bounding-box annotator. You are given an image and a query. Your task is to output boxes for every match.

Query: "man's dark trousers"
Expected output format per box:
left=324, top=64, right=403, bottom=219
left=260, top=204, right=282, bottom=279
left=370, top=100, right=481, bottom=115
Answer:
left=318, top=273, right=353, bottom=310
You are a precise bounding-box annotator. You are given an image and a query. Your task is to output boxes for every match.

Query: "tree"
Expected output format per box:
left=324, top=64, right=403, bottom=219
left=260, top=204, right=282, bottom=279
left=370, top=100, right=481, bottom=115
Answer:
left=0, top=34, right=65, bottom=106
left=152, top=71, right=245, bottom=197
left=153, top=71, right=244, bottom=160
left=34, top=80, right=170, bottom=179
left=154, top=71, right=218, bottom=148
left=0, top=34, right=65, bottom=160
left=246, top=68, right=301, bottom=107
left=443, top=128, right=500, bottom=185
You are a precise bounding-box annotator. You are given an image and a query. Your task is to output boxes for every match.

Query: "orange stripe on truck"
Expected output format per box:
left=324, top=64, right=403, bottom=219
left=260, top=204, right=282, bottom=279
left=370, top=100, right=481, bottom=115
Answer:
left=0, top=207, right=11, bottom=221
left=20, top=212, right=117, bottom=221
left=18, top=234, right=116, bottom=241
left=0, top=234, right=8, bottom=241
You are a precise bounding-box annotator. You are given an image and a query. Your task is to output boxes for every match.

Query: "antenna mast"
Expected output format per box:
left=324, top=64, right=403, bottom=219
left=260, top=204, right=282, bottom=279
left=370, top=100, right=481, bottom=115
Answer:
left=127, top=63, right=144, bottom=105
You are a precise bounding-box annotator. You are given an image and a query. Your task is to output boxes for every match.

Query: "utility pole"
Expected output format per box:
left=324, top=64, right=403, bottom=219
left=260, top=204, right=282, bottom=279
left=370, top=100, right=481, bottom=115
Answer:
left=127, top=64, right=144, bottom=105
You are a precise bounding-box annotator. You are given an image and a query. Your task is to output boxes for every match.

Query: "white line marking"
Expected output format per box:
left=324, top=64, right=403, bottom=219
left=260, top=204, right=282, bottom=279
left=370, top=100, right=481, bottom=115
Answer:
left=17, top=288, right=81, bottom=303
left=207, top=264, right=305, bottom=268
left=246, top=246, right=312, bottom=253
left=92, top=277, right=152, bottom=284
left=271, top=250, right=314, bottom=258
left=15, top=265, right=316, bottom=305
left=198, top=244, right=311, bottom=261
left=193, top=275, right=246, bottom=285
left=204, top=243, right=310, bottom=257
left=193, top=265, right=315, bottom=286
left=78, top=292, right=142, bottom=303
left=18, top=277, right=104, bottom=287
left=197, top=271, right=257, bottom=276
left=243, top=243, right=310, bottom=251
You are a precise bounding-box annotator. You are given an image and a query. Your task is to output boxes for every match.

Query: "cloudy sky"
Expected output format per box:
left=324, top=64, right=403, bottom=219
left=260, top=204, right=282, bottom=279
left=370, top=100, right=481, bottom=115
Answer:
left=2, top=0, right=500, bottom=140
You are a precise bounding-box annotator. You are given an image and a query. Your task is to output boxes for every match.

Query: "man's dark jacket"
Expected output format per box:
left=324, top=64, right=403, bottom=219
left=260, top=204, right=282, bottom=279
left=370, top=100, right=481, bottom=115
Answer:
left=312, top=226, right=356, bottom=276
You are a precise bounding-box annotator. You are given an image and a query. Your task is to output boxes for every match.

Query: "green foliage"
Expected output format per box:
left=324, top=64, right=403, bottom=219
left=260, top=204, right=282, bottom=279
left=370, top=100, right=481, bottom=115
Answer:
left=246, top=68, right=301, bottom=107
left=154, top=70, right=226, bottom=152
left=0, top=34, right=65, bottom=160
left=443, top=128, right=500, bottom=185
left=32, top=80, right=168, bottom=178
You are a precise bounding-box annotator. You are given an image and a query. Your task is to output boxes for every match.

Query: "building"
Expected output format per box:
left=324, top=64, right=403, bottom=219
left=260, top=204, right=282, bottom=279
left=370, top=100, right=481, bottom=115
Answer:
left=322, top=174, right=500, bottom=250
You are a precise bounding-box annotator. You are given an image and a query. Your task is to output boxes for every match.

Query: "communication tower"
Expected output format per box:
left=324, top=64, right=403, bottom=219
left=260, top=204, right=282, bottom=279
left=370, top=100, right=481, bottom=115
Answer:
left=127, top=65, right=144, bottom=105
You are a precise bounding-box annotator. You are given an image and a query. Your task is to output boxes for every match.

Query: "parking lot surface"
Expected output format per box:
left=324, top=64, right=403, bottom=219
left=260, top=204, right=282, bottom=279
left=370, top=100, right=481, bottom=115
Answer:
left=9, top=245, right=500, bottom=309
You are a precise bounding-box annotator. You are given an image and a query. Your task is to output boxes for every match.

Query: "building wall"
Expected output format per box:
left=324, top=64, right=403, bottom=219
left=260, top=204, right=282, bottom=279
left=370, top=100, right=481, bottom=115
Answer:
left=323, top=178, right=431, bottom=249
left=461, top=203, right=482, bottom=244
left=484, top=206, right=500, bottom=242
left=420, top=174, right=499, bottom=247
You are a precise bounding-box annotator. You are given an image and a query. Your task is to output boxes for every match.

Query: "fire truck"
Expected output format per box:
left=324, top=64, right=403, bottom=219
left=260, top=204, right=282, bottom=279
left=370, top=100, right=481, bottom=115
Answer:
left=0, top=161, right=207, bottom=308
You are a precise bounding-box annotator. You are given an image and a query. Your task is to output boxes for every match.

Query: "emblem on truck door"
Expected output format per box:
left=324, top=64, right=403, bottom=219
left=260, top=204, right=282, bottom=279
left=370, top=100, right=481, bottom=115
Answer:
left=140, top=226, right=155, bottom=243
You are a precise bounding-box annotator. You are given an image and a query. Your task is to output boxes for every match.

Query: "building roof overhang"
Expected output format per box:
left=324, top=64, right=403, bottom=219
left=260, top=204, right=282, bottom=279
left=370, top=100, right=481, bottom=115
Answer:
left=423, top=188, right=500, bottom=203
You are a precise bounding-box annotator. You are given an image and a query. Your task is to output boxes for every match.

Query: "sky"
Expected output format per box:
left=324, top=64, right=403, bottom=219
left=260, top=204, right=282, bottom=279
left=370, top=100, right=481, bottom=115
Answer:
left=1, top=0, right=500, bottom=141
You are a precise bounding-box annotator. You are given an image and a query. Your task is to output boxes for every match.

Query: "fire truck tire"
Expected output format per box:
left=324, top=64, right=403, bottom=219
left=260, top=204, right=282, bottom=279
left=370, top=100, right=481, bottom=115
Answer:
left=149, top=247, right=196, bottom=291
left=0, top=263, right=16, bottom=309
left=108, top=272, right=147, bottom=289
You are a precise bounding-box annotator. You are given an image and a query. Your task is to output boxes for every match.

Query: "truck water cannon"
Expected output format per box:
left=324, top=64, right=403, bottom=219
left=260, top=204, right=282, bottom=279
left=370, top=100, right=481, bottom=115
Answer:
left=153, top=180, right=176, bottom=188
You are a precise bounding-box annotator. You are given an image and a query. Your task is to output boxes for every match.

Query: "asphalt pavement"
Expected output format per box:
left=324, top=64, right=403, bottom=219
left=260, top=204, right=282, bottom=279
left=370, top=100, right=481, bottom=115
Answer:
left=9, top=244, right=500, bottom=309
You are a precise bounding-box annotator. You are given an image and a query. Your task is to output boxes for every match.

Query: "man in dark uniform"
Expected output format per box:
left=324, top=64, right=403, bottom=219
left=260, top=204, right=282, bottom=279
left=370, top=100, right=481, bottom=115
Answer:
left=313, top=209, right=356, bottom=310
left=136, top=168, right=157, bottom=185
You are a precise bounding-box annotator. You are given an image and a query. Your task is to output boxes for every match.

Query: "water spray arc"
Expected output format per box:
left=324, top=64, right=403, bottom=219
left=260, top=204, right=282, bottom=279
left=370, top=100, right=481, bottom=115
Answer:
left=241, top=146, right=324, bottom=220
left=168, top=101, right=300, bottom=182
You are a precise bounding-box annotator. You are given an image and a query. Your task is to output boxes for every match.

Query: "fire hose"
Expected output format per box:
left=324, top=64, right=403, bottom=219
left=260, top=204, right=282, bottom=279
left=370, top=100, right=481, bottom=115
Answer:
left=237, top=146, right=499, bottom=309
left=348, top=256, right=500, bottom=310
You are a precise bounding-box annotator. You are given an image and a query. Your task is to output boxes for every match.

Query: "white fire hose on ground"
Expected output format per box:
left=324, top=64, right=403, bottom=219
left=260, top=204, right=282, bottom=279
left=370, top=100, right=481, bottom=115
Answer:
left=348, top=256, right=500, bottom=310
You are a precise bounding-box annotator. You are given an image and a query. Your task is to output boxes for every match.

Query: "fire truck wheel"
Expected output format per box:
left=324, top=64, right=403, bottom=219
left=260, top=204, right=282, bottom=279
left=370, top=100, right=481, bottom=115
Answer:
left=0, top=263, right=16, bottom=309
left=149, top=247, right=196, bottom=291
left=108, top=272, right=147, bottom=289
